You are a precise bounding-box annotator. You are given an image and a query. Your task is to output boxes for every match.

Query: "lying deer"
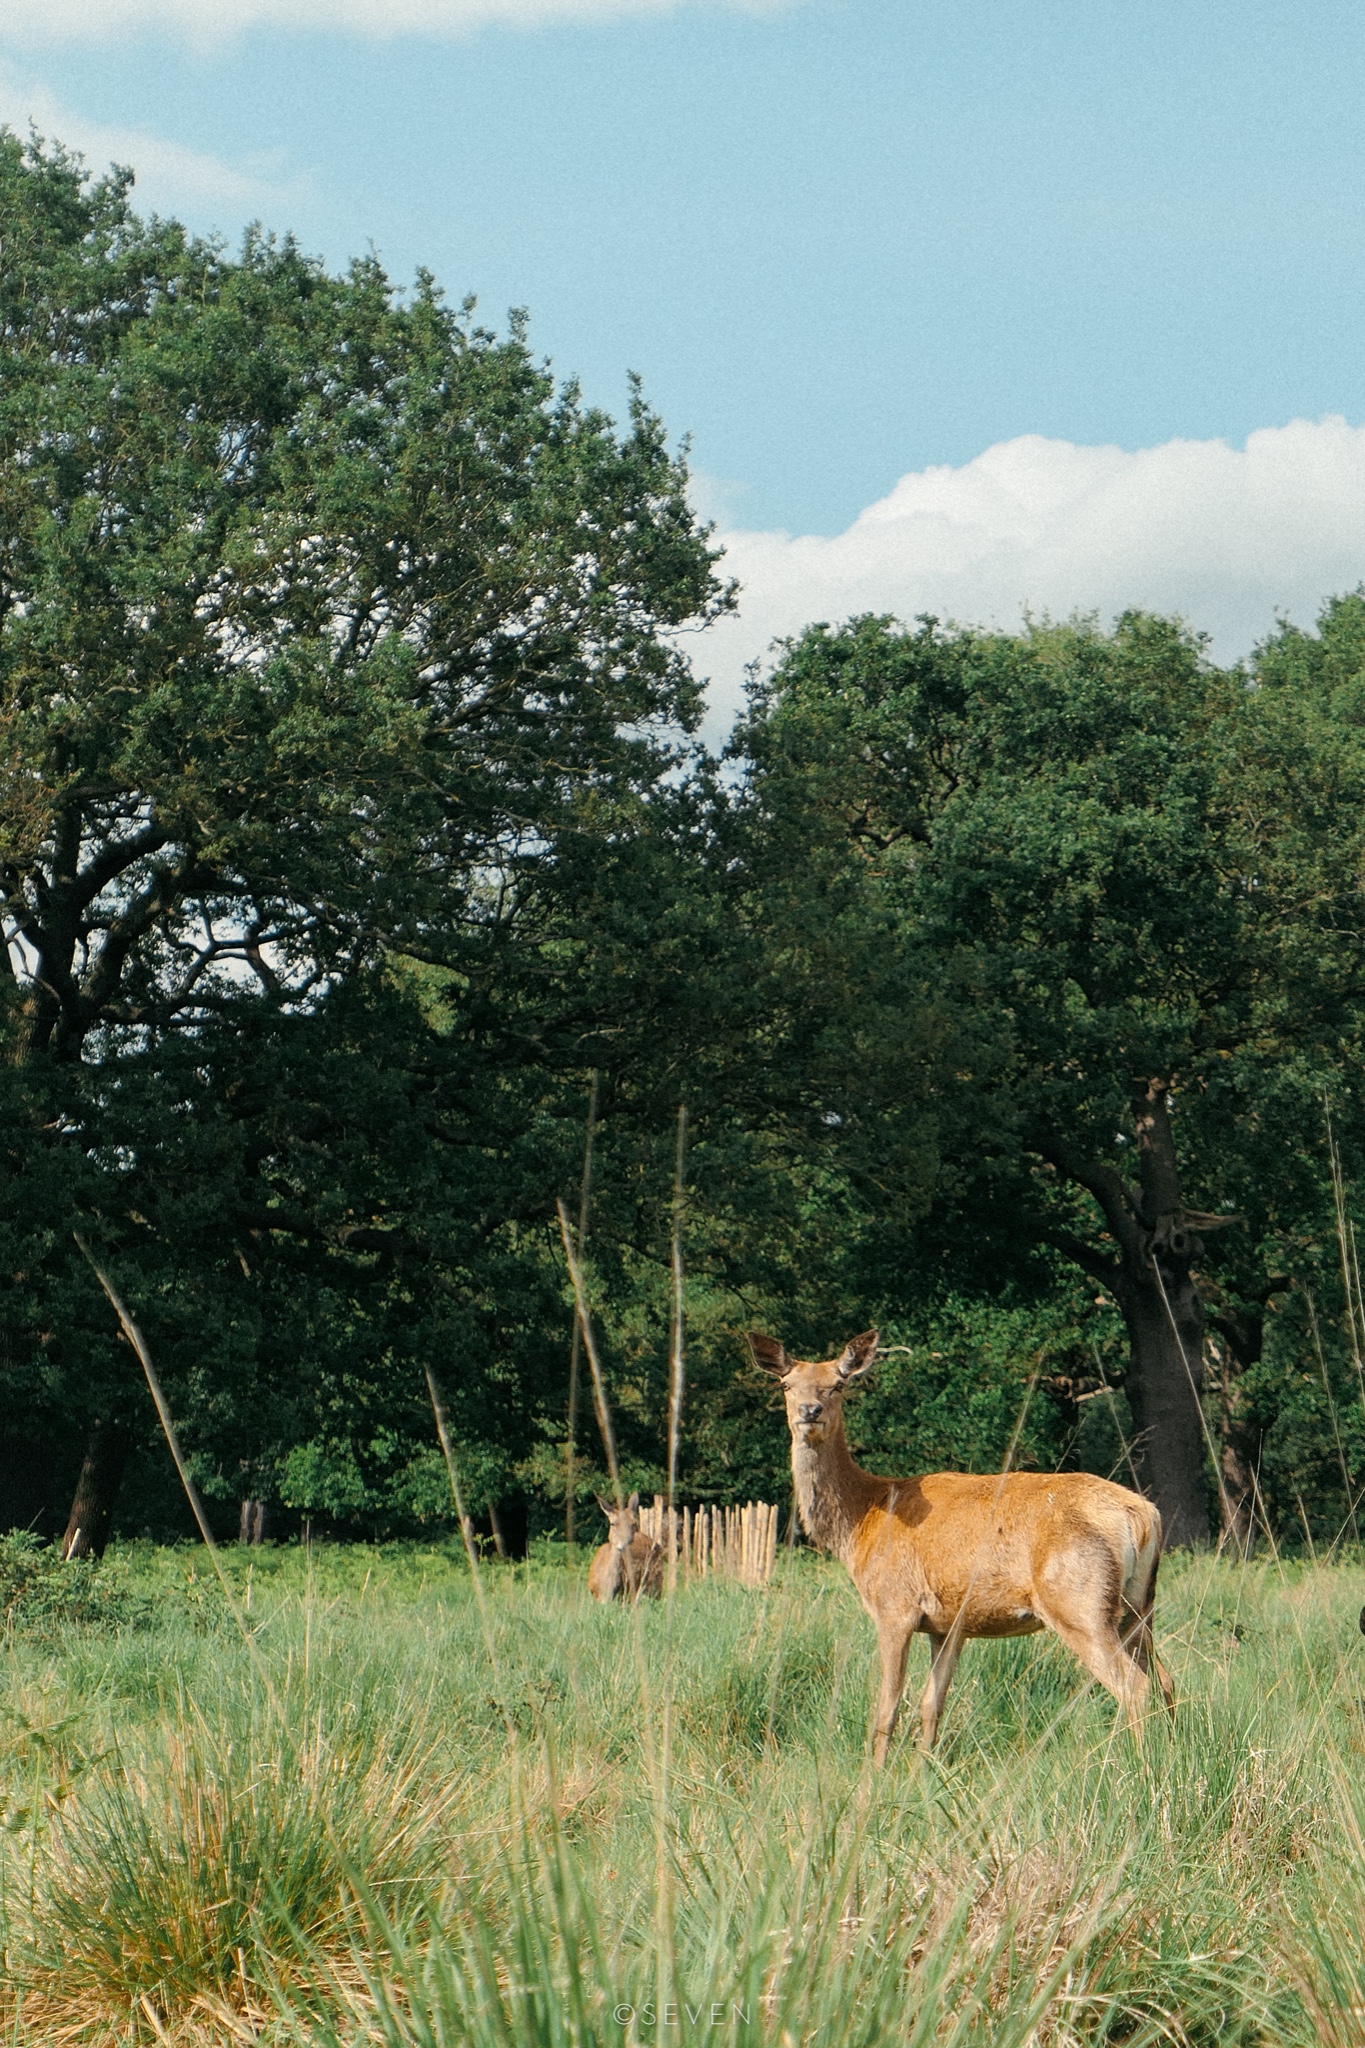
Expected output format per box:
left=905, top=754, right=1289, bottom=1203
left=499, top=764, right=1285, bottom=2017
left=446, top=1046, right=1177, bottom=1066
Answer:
left=750, top=1330, right=1174, bottom=1760
left=588, top=1491, right=663, bottom=1604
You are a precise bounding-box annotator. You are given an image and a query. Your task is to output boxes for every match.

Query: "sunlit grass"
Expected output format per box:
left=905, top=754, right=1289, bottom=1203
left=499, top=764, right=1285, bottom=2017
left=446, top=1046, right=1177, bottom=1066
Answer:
left=1, top=1541, right=1363, bottom=2042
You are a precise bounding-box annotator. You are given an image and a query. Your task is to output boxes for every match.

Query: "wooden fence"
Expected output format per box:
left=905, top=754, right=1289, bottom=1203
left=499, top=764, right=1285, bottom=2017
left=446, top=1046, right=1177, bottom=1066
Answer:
left=638, top=1496, right=779, bottom=1588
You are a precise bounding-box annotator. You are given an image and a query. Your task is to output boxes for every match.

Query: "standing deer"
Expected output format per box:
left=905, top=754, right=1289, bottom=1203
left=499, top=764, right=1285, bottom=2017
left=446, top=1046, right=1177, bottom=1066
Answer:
left=588, top=1491, right=663, bottom=1604
left=750, top=1330, right=1174, bottom=1760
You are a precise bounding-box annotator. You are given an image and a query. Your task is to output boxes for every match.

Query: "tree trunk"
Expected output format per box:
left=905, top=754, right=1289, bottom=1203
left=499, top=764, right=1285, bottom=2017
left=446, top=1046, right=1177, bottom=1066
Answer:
left=1114, top=1233, right=1210, bottom=1548
left=238, top=1497, right=268, bottom=1545
left=61, top=1420, right=130, bottom=1559
left=493, top=1494, right=529, bottom=1559
left=1048, top=1079, right=1213, bottom=1547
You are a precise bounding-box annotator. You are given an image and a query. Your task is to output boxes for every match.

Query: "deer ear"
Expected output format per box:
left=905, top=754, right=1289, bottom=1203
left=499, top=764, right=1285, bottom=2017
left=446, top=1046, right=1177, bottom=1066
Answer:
left=627, top=1489, right=640, bottom=1513
left=747, top=1333, right=789, bottom=1377
left=595, top=1493, right=611, bottom=1517
left=837, top=1329, right=879, bottom=1379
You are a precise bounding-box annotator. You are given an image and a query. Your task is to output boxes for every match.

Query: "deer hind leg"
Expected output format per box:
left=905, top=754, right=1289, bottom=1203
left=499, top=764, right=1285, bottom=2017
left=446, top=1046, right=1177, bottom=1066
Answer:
left=918, top=1629, right=963, bottom=1752
left=1120, top=1600, right=1175, bottom=1720
left=1041, top=1608, right=1152, bottom=1733
left=1151, top=1650, right=1175, bottom=1718
left=1036, top=1552, right=1155, bottom=1735
left=871, top=1618, right=914, bottom=1767
left=1120, top=1558, right=1176, bottom=1721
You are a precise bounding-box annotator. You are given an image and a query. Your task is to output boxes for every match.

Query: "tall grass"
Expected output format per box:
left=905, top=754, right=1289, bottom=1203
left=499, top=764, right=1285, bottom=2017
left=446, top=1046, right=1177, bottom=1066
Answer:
left=2, top=1540, right=1364, bottom=2043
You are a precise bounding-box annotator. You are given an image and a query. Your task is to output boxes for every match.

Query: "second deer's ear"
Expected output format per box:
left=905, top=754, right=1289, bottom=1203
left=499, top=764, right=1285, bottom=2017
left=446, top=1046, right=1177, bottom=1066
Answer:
left=837, top=1329, right=879, bottom=1379
left=747, top=1333, right=789, bottom=1377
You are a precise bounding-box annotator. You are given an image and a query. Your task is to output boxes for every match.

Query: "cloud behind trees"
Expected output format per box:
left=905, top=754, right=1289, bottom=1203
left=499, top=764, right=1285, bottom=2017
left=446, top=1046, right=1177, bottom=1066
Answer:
left=0, top=64, right=305, bottom=211
left=699, top=415, right=1365, bottom=730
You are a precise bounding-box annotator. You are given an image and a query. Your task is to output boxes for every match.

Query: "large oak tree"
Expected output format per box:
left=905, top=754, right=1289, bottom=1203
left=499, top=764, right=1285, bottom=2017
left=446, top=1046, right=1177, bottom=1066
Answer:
left=0, top=133, right=729, bottom=1549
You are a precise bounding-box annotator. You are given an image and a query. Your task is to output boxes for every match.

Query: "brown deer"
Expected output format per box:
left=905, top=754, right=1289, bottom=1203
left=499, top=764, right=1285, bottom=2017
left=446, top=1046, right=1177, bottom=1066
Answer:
left=588, top=1491, right=663, bottom=1604
left=749, top=1330, right=1174, bottom=1761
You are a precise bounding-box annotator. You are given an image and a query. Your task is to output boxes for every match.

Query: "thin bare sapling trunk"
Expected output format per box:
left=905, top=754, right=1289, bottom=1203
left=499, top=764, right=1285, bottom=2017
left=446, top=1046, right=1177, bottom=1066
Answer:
left=666, top=1104, right=687, bottom=1594
left=563, top=1072, right=599, bottom=1545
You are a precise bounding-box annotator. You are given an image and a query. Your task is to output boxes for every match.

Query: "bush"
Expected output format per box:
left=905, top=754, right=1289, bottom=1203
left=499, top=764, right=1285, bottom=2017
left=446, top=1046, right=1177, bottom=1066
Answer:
left=0, top=1532, right=155, bottom=1634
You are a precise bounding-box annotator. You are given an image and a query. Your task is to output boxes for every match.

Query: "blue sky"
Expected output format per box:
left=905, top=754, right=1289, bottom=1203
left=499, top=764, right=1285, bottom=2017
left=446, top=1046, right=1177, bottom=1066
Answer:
left=4, top=0, right=1365, bottom=716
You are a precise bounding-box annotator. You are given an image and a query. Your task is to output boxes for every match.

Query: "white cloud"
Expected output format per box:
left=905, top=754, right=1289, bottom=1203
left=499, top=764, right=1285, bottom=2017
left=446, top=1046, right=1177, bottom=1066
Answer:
left=0, top=65, right=307, bottom=214
left=695, top=416, right=1365, bottom=736
left=0, top=0, right=766, bottom=43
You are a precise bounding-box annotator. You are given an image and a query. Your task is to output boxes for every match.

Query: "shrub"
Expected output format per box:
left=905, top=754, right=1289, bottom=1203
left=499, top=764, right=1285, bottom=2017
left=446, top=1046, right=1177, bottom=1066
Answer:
left=0, top=1532, right=155, bottom=1634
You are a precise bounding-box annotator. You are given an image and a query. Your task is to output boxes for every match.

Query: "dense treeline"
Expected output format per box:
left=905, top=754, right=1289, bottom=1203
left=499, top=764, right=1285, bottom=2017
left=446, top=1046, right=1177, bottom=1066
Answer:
left=4, top=134, right=1365, bottom=1553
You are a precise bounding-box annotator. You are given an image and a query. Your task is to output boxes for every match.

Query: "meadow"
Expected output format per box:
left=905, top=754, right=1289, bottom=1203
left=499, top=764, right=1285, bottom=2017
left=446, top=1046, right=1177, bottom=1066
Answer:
left=2, top=1536, right=1365, bottom=2045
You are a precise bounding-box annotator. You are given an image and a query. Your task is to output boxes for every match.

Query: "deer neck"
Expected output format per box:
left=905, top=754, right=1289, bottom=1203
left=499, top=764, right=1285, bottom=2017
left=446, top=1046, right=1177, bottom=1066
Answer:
left=791, top=1421, right=871, bottom=1560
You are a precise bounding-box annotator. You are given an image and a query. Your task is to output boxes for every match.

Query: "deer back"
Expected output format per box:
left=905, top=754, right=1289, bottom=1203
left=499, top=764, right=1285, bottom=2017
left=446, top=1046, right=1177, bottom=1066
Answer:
left=849, top=1469, right=1160, bottom=1633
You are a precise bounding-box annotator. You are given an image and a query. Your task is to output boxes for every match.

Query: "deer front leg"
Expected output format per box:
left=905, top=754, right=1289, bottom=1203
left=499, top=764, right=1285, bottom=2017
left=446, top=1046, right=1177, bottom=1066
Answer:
left=918, top=1629, right=962, bottom=1750
left=872, top=1617, right=914, bottom=1767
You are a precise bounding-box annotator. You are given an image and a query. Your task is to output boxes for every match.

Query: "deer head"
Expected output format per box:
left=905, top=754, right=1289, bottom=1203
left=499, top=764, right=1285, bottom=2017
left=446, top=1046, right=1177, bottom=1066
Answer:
left=595, top=1489, right=642, bottom=1549
left=748, top=1331, right=878, bottom=1445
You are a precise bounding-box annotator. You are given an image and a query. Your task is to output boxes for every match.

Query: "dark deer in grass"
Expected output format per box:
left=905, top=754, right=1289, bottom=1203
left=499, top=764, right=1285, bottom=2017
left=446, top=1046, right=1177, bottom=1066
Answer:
left=588, top=1491, right=663, bottom=1604
left=750, top=1330, right=1174, bottom=1760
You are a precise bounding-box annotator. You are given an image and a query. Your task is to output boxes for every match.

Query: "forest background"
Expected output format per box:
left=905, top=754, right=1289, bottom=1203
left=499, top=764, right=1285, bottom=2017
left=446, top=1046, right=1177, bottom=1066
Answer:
left=6, top=133, right=1365, bottom=1561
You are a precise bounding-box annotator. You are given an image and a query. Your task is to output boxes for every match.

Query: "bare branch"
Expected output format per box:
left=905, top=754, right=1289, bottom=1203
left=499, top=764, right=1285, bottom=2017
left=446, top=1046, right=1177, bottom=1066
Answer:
left=71, top=822, right=170, bottom=913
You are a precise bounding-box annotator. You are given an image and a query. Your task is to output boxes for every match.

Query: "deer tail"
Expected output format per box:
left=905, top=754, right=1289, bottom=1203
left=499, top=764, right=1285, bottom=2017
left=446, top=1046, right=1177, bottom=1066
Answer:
left=1121, top=1502, right=1162, bottom=1623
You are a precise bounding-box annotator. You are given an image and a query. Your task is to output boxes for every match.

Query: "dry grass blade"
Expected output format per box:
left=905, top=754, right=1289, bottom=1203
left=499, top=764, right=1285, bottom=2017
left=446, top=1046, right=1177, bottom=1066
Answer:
left=556, top=1195, right=623, bottom=1505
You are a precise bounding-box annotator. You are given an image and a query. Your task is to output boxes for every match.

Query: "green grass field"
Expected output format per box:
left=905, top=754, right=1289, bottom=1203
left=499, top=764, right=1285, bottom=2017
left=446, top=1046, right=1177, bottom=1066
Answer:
left=3, top=1537, right=1365, bottom=2045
